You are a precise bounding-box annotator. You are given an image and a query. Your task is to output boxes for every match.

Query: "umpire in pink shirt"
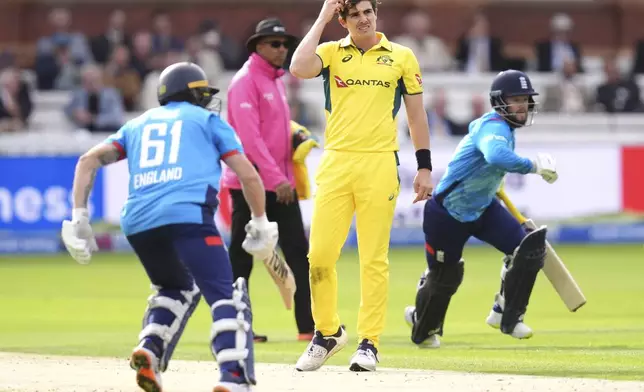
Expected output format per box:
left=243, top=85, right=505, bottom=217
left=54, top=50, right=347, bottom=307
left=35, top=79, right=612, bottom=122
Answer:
left=221, top=18, right=314, bottom=343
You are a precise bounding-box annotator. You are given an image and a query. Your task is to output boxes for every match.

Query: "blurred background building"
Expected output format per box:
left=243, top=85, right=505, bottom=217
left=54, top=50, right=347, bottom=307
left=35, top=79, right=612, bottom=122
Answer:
left=1, top=0, right=643, bottom=253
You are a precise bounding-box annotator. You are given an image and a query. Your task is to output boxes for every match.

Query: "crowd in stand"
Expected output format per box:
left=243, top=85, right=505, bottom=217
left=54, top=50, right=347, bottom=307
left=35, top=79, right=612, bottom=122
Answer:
left=2, top=7, right=644, bottom=136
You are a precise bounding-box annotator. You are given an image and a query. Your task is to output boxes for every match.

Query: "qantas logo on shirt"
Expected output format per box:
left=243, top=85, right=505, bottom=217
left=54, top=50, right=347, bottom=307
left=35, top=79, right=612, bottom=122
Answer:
left=334, top=76, right=391, bottom=88
left=334, top=76, right=348, bottom=88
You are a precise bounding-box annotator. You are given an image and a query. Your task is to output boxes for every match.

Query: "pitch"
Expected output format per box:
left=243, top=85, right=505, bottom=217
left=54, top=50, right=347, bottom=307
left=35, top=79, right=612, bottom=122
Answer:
left=2, top=352, right=644, bottom=392
left=1, top=245, right=643, bottom=390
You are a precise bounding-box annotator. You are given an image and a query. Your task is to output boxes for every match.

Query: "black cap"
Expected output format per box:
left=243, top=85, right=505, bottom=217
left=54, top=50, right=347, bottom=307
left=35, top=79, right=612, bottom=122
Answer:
left=246, top=18, right=298, bottom=54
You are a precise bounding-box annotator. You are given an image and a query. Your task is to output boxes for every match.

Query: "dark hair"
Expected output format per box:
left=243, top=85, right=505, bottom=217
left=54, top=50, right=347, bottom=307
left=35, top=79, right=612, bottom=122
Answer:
left=339, top=0, right=380, bottom=19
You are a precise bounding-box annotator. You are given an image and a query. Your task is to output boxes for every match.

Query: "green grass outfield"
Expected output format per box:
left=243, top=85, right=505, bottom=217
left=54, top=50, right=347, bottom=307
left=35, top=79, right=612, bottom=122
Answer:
left=1, top=244, right=643, bottom=381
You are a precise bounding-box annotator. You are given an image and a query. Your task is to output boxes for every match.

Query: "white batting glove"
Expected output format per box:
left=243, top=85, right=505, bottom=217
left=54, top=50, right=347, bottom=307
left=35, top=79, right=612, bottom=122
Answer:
left=61, top=208, right=98, bottom=265
left=242, top=215, right=279, bottom=260
left=532, top=153, right=559, bottom=184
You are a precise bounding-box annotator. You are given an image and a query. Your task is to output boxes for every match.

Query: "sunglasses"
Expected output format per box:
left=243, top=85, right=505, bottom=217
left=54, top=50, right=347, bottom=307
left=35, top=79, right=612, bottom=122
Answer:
left=264, top=40, right=289, bottom=49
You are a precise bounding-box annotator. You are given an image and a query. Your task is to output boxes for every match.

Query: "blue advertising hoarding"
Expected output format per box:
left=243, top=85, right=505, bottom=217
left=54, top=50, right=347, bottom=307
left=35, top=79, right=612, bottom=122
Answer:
left=0, top=156, right=104, bottom=232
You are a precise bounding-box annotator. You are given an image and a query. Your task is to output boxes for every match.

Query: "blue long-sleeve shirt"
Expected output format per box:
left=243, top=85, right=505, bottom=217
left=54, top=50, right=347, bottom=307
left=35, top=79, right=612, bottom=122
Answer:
left=433, top=111, right=534, bottom=222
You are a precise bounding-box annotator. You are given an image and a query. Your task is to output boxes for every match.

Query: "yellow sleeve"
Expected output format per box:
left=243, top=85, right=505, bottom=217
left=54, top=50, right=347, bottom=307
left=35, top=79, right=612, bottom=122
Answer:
left=401, top=48, right=424, bottom=95
left=315, top=41, right=336, bottom=71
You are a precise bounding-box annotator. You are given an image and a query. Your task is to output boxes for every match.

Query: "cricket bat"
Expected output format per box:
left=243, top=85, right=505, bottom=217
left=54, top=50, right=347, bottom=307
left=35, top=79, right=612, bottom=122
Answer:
left=496, top=189, right=587, bottom=312
left=262, top=250, right=297, bottom=310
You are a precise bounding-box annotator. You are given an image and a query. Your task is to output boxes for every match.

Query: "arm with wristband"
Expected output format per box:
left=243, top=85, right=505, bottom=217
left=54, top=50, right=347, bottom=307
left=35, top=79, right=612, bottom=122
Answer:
left=401, top=48, right=433, bottom=203
left=63, top=130, right=126, bottom=265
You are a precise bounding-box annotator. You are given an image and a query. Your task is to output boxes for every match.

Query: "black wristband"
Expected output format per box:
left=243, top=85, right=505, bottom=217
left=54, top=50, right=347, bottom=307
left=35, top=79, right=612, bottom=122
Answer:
left=415, top=149, right=432, bottom=171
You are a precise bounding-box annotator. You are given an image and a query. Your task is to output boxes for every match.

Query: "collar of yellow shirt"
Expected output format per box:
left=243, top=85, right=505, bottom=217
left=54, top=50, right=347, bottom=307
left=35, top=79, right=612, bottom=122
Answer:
left=339, top=32, right=393, bottom=52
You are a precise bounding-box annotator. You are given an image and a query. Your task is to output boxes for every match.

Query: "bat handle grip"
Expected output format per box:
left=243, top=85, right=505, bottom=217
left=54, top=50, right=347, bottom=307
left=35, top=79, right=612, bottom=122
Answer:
left=497, top=189, right=528, bottom=224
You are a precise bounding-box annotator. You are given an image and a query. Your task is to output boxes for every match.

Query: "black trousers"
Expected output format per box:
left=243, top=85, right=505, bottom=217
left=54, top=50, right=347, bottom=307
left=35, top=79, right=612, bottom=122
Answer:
left=228, top=189, right=314, bottom=334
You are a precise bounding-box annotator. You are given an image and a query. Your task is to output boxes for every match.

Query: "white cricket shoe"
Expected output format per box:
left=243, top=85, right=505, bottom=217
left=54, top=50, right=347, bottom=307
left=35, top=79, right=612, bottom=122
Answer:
left=486, top=304, right=503, bottom=329
left=404, top=305, right=415, bottom=328
left=213, top=382, right=252, bottom=392
left=486, top=304, right=533, bottom=339
left=418, top=334, right=441, bottom=348
left=349, top=339, right=379, bottom=372
left=404, top=306, right=441, bottom=348
left=295, top=325, right=348, bottom=371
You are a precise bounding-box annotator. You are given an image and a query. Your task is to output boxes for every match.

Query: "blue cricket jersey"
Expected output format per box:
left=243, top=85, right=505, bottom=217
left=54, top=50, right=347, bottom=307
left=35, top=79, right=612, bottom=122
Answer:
left=433, top=111, right=534, bottom=222
left=104, top=102, right=244, bottom=235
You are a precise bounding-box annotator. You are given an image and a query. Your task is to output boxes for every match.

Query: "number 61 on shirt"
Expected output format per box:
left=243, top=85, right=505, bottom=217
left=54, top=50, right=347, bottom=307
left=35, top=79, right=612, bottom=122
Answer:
left=139, top=120, right=184, bottom=169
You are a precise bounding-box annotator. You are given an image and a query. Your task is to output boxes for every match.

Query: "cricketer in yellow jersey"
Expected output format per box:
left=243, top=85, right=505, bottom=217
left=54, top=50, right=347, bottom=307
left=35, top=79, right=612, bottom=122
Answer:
left=290, top=0, right=434, bottom=373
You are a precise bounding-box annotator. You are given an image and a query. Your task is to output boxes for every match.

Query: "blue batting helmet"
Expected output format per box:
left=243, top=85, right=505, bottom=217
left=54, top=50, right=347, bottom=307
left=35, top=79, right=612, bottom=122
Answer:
left=489, top=70, right=539, bottom=127
left=157, top=62, right=220, bottom=110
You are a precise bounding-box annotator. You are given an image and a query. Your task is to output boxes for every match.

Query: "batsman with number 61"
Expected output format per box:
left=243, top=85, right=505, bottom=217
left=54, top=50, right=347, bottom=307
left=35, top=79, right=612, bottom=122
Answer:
left=404, top=70, right=559, bottom=348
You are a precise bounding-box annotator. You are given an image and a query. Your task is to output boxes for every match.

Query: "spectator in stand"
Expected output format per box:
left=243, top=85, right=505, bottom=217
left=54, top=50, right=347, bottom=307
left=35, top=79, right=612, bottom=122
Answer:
left=451, top=94, right=487, bottom=136
left=130, top=31, right=154, bottom=81
left=180, top=35, right=224, bottom=86
left=64, top=64, right=124, bottom=132
left=393, top=10, right=453, bottom=72
left=403, top=89, right=458, bottom=138
left=535, top=13, right=583, bottom=73
left=36, top=7, right=93, bottom=66
left=198, top=19, right=245, bottom=70
left=542, top=57, right=590, bottom=113
left=35, top=41, right=80, bottom=91
left=150, top=11, right=183, bottom=61
left=140, top=50, right=182, bottom=110
left=0, top=67, right=33, bottom=132
left=90, top=9, right=131, bottom=65
left=595, top=56, right=643, bottom=113
left=456, top=12, right=505, bottom=73
left=426, top=89, right=459, bottom=135
left=103, top=44, right=141, bottom=111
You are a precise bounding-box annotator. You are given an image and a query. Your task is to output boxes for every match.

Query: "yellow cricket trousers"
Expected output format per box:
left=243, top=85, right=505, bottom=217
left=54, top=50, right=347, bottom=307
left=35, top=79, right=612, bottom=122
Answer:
left=308, top=150, right=400, bottom=348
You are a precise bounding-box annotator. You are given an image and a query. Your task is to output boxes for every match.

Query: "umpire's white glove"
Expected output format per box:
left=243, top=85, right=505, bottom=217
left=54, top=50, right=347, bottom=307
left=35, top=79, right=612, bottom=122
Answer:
left=242, top=215, right=279, bottom=260
left=532, top=153, right=558, bottom=184
left=61, top=208, right=98, bottom=265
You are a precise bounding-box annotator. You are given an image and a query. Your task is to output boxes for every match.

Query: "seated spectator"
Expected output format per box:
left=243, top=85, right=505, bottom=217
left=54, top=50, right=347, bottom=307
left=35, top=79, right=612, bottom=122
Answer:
left=140, top=51, right=182, bottom=110
left=36, top=7, right=93, bottom=66
left=198, top=19, right=244, bottom=70
left=151, top=11, right=183, bottom=60
left=90, top=9, right=131, bottom=65
left=103, top=44, right=141, bottom=111
left=535, top=13, right=583, bottom=73
left=542, top=57, right=590, bottom=113
left=393, top=10, right=453, bottom=72
left=180, top=35, right=224, bottom=85
left=595, top=56, right=643, bottom=113
left=64, top=64, right=124, bottom=132
left=452, top=94, right=487, bottom=135
left=456, top=12, right=505, bottom=73
left=130, top=31, right=154, bottom=81
left=0, top=68, right=33, bottom=132
left=35, top=42, right=81, bottom=91
left=410, top=89, right=459, bottom=136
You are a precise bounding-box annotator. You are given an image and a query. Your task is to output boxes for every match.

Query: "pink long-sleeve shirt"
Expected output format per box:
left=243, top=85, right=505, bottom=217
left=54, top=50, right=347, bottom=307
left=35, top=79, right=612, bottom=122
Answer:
left=221, top=53, right=294, bottom=191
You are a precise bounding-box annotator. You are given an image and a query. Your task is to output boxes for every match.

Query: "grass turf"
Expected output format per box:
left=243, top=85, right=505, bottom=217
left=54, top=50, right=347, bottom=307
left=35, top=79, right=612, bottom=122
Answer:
left=1, top=244, right=642, bottom=380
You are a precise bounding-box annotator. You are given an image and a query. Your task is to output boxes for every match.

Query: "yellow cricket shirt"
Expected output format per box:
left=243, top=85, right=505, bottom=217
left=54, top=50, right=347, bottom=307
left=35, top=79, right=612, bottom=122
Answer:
left=315, top=32, right=424, bottom=152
